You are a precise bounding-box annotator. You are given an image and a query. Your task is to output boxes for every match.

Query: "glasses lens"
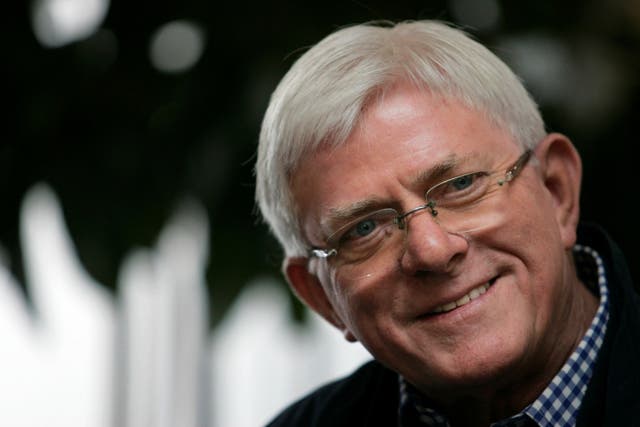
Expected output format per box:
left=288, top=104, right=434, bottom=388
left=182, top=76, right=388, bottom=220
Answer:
left=427, top=170, right=509, bottom=233
left=330, top=208, right=400, bottom=264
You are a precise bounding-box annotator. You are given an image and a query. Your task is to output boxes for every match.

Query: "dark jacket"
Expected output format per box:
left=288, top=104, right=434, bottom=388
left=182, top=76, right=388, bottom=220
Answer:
left=266, top=224, right=640, bottom=427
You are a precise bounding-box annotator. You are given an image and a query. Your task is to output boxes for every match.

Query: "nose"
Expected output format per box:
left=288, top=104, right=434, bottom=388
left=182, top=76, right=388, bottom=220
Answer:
left=398, top=209, right=469, bottom=275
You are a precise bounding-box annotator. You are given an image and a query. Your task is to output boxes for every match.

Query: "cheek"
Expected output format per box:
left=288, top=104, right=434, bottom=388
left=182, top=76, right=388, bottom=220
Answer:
left=329, top=272, right=399, bottom=338
left=508, top=225, right=568, bottom=334
left=479, top=187, right=567, bottom=313
left=500, top=183, right=565, bottom=267
left=517, top=179, right=563, bottom=239
left=324, top=272, right=367, bottom=330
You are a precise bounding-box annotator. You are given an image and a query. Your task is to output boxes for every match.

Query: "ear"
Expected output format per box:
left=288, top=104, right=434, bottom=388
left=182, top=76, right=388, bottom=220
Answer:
left=283, top=257, right=357, bottom=342
left=534, top=133, right=582, bottom=249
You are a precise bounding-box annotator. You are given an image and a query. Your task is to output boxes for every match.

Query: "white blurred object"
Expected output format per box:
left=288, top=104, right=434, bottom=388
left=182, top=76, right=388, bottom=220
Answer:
left=149, top=20, right=206, bottom=73
left=210, top=280, right=372, bottom=427
left=0, top=184, right=117, bottom=427
left=31, top=0, right=110, bottom=48
left=0, top=184, right=372, bottom=427
left=118, top=200, right=210, bottom=427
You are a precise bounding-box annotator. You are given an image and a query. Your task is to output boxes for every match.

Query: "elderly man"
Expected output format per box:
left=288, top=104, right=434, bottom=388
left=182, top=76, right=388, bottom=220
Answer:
left=255, top=20, right=639, bottom=426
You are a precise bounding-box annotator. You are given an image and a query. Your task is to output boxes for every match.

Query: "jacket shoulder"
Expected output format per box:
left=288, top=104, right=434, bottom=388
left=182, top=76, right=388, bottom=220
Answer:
left=265, top=360, right=399, bottom=427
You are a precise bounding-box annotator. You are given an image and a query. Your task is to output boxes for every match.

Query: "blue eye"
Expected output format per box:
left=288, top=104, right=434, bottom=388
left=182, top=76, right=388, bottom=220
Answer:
left=451, top=174, right=474, bottom=190
left=331, top=209, right=398, bottom=248
left=354, top=219, right=376, bottom=237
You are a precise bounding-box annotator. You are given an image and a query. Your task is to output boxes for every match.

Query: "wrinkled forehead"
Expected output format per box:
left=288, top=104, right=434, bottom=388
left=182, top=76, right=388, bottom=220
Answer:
left=291, top=88, right=517, bottom=175
left=296, top=88, right=517, bottom=167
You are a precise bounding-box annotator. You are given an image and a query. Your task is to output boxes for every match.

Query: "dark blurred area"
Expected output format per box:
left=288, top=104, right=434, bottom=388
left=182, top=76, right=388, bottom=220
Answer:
left=4, top=0, right=640, bottom=326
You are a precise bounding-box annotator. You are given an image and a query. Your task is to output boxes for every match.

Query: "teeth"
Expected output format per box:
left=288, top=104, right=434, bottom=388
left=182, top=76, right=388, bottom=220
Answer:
left=431, top=282, right=491, bottom=314
left=456, top=294, right=470, bottom=306
left=442, top=302, right=457, bottom=312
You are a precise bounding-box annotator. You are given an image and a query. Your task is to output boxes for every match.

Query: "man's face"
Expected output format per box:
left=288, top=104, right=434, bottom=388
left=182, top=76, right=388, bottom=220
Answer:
left=288, top=84, right=581, bottom=398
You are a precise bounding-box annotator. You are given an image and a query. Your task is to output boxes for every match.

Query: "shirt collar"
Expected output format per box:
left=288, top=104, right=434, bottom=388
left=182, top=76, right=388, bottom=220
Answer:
left=398, top=244, right=610, bottom=427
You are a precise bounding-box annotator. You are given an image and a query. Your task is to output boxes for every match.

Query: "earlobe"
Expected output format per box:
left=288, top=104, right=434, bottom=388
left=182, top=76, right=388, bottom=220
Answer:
left=283, top=257, right=358, bottom=342
left=535, top=133, right=582, bottom=248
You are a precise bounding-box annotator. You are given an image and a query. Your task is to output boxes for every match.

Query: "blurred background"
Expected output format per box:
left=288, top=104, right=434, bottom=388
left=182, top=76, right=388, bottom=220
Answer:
left=2, top=0, right=640, bottom=425
left=5, top=0, right=640, bottom=321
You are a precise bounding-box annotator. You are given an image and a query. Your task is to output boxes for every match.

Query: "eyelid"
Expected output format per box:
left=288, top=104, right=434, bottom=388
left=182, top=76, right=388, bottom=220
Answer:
left=330, top=208, right=398, bottom=245
left=322, top=199, right=392, bottom=237
left=409, top=152, right=486, bottom=189
left=428, top=171, right=486, bottom=195
left=328, top=209, right=384, bottom=243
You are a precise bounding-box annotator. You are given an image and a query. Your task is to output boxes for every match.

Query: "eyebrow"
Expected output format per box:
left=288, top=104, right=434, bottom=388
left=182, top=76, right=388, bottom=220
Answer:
left=409, top=152, right=476, bottom=188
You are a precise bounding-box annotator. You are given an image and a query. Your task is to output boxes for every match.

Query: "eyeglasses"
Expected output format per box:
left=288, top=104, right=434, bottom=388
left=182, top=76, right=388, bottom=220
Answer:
left=309, top=150, right=532, bottom=268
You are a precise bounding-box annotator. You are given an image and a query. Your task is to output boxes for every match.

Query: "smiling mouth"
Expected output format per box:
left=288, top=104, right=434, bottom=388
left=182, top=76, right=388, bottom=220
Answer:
left=429, top=277, right=497, bottom=315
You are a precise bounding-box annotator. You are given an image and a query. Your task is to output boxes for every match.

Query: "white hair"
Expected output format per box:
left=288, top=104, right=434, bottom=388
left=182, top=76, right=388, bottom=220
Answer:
left=256, top=20, right=546, bottom=257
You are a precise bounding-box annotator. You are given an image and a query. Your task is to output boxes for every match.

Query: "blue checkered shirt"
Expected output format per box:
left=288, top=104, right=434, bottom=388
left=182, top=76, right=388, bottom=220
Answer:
left=398, top=244, right=610, bottom=427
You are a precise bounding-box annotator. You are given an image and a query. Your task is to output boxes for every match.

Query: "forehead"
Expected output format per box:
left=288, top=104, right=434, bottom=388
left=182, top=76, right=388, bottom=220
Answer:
left=291, top=85, right=518, bottom=239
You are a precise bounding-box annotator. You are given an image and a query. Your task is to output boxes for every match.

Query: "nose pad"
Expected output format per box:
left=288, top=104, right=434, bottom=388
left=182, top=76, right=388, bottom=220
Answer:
left=399, top=210, right=469, bottom=274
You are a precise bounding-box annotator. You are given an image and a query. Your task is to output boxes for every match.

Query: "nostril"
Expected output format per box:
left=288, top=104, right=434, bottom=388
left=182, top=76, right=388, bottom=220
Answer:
left=413, top=269, right=430, bottom=278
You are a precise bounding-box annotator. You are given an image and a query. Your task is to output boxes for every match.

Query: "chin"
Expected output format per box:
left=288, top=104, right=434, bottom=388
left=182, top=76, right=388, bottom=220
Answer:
left=412, top=339, right=529, bottom=396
